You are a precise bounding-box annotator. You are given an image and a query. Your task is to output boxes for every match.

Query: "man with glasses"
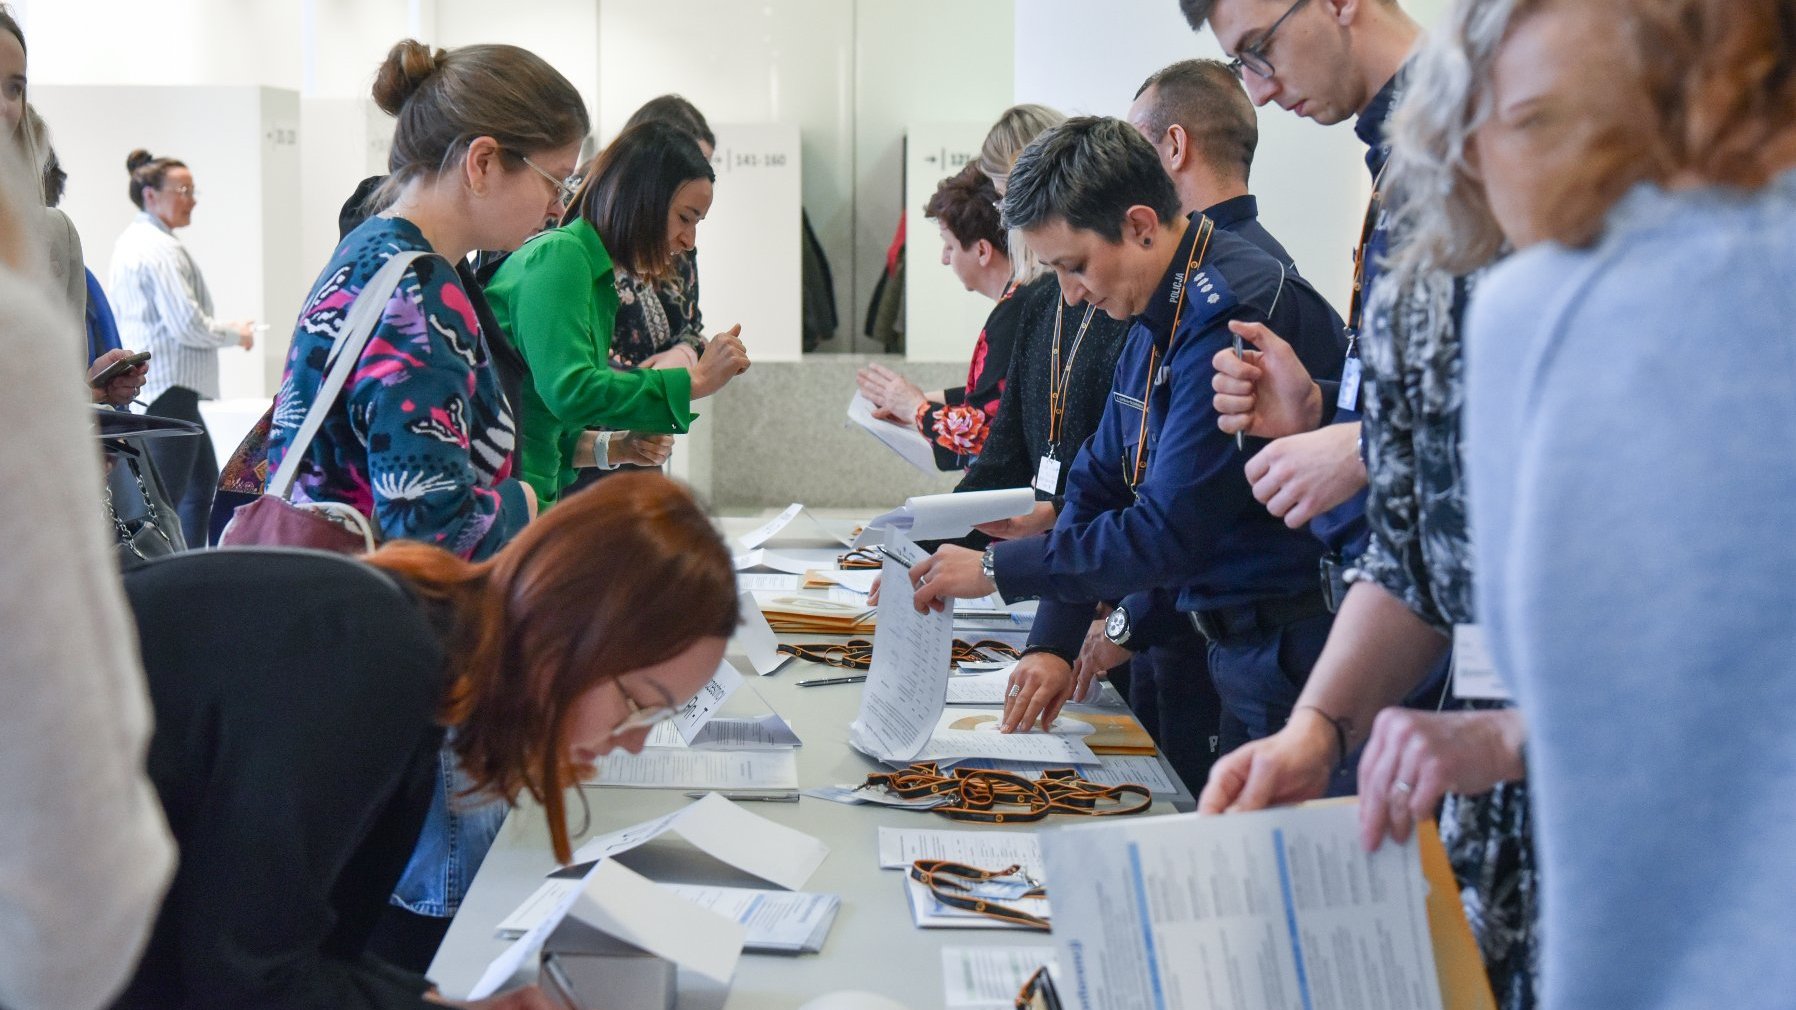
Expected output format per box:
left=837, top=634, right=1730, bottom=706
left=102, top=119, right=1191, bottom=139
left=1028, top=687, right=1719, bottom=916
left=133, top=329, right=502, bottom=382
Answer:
left=1180, top=0, right=1421, bottom=620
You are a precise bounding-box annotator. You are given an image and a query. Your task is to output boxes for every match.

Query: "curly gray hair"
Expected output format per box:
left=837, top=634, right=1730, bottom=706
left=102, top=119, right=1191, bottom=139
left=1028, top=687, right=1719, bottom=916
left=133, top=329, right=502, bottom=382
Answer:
left=1382, top=0, right=1525, bottom=284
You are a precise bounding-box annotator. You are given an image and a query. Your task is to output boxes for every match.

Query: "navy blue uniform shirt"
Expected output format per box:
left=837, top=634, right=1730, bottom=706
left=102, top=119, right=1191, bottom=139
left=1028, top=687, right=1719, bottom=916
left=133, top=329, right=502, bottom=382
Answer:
left=993, top=213, right=1344, bottom=656
left=1116, top=196, right=1350, bottom=644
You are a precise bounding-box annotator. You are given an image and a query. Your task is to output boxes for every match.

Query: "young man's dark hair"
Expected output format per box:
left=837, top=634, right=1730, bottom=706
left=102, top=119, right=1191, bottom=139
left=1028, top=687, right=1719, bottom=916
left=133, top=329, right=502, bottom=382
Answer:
left=923, top=162, right=1006, bottom=252
left=1135, top=59, right=1259, bottom=182
left=1000, top=116, right=1182, bottom=241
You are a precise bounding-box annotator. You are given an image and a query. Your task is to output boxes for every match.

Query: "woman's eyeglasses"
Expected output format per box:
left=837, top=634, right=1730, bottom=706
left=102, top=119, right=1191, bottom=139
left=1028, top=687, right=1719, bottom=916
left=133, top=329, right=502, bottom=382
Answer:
left=515, top=151, right=580, bottom=208
left=607, top=677, right=680, bottom=739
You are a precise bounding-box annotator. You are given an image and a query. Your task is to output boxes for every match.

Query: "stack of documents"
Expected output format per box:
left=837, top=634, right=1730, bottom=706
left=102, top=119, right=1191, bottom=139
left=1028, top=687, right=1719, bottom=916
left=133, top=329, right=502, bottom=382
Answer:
left=757, top=594, right=876, bottom=635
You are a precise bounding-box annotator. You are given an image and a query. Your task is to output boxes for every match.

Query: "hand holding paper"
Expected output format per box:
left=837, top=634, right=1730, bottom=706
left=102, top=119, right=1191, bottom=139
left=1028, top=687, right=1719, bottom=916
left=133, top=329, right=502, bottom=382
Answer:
left=910, top=545, right=997, bottom=614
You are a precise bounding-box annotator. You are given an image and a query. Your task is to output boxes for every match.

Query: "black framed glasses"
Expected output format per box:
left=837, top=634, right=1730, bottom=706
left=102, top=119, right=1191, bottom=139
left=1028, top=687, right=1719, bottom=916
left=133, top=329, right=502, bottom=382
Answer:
left=1227, top=0, right=1308, bottom=79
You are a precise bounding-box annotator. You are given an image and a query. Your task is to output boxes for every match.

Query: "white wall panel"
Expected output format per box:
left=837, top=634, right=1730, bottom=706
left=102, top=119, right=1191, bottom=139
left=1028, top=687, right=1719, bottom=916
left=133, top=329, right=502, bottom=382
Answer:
left=902, top=124, right=998, bottom=364
left=1014, top=0, right=1367, bottom=316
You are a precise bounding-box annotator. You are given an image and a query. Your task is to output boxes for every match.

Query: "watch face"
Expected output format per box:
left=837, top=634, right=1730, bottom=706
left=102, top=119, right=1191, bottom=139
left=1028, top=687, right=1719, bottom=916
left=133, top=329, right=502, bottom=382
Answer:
left=1105, top=607, right=1128, bottom=640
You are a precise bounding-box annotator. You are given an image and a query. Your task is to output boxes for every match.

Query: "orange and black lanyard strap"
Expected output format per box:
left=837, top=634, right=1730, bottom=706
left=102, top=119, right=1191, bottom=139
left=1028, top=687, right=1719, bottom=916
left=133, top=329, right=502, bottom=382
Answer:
left=1016, top=965, right=1064, bottom=1009
left=864, top=762, right=1153, bottom=824
left=1127, top=215, right=1217, bottom=493
left=908, top=859, right=1051, bottom=931
left=1046, top=301, right=1098, bottom=448
left=779, top=639, right=1022, bottom=671
left=1345, top=161, right=1390, bottom=344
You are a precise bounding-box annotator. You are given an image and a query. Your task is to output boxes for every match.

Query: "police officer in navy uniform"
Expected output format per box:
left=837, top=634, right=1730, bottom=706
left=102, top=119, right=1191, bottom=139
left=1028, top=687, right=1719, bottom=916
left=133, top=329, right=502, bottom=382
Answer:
left=1070, top=59, right=1353, bottom=789
left=908, top=116, right=1345, bottom=757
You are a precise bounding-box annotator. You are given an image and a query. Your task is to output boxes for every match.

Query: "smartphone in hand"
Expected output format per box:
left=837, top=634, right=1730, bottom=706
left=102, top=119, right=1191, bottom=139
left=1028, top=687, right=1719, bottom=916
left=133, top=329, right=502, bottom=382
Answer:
left=89, top=350, right=152, bottom=387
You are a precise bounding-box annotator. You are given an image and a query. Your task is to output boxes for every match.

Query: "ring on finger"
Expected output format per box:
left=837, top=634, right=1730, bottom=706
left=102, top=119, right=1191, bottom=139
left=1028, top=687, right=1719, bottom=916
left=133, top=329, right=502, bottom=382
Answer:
left=1006, top=684, right=1022, bottom=699
left=1392, top=779, right=1413, bottom=795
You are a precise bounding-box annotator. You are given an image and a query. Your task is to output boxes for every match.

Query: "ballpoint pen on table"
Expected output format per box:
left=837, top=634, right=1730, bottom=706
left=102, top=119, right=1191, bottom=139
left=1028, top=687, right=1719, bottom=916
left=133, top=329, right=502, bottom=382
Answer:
left=797, top=674, right=868, bottom=687
left=683, top=790, right=800, bottom=802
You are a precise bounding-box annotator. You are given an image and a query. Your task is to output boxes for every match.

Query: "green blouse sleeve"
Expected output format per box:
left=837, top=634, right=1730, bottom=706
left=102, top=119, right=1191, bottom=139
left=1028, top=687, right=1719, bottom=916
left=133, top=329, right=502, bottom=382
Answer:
left=495, top=232, right=696, bottom=433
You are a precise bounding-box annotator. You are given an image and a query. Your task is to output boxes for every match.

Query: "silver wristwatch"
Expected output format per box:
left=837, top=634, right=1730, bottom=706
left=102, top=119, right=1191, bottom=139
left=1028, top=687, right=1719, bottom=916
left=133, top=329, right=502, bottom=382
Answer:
left=980, top=546, right=997, bottom=585
left=1104, top=605, right=1133, bottom=648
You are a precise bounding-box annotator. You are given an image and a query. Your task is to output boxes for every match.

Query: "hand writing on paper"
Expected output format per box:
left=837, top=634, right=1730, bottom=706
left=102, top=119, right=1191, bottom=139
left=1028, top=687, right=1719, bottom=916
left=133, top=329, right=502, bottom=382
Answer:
left=908, top=545, right=994, bottom=613
left=973, top=501, right=1058, bottom=540
left=1002, top=652, right=1075, bottom=732
left=1198, top=706, right=1341, bottom=815
left=1356, top=707, right=1528, bottom=851
left=1072, top=617, right=1129, bottom=702
left=690, top=325, right=749, bottom=398
left=610, top=432, right=675, bottom=467
left=855, top=362, right=928, bottom=425
left=1211, top=320, right=1325, bottom=438
left=1245, top=422, right=1367, bottom=529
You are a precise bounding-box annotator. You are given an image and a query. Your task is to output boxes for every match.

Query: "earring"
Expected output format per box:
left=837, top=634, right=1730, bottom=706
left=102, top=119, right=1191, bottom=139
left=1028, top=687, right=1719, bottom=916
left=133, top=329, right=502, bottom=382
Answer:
left=1144, top=237, right=1153, bottom=248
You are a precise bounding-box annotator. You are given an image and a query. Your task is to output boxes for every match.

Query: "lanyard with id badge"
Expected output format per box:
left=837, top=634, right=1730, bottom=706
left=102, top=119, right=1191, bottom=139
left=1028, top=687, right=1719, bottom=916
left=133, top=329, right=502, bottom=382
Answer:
left=1337, top=163, right=1389, bottom=415
left=1036, top=301, right=1097, bottom=495
left=1126, top=216, right=1217, bottom=495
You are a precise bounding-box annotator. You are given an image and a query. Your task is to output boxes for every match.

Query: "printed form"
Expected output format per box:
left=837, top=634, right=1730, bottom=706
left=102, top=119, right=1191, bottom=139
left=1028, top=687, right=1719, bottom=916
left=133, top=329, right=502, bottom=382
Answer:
left=1041, top=803, right=1442, bottom=1010
left=848, top=536, right=954, bottom=763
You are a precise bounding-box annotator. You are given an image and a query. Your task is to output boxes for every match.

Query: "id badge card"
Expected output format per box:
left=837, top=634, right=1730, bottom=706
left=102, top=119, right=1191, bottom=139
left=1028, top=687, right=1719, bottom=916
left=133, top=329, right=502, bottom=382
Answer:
left=1034, top=454, right=1062, bottom=494
left=1451, top=623, right=1514, bottom=702
left=1338, top=355, right=1364, bottom=413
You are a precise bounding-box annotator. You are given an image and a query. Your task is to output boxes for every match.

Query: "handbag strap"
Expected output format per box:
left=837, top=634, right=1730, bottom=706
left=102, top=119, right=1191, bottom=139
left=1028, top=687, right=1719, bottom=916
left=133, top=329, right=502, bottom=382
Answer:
left=267, top=249, right=433, bottom=498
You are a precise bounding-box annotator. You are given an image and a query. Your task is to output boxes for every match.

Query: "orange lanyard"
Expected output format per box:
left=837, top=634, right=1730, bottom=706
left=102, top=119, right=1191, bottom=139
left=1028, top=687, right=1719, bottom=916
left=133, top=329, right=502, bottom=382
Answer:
left=1128, top=216, right=1216, bottom=492
left=1046, top=301, right=1097, bottom=447
left=1345, top=162, right=1389, bottom=345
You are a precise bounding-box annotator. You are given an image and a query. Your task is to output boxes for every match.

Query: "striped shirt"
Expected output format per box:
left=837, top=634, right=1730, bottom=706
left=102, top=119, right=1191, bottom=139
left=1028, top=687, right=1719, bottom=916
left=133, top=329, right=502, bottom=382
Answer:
left=108, top=211, right=238, bottom=401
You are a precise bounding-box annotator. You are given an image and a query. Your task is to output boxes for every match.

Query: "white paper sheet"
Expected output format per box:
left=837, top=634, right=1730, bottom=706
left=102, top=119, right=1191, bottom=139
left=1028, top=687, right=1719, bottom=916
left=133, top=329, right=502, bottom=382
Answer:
left=731, top=591, right=789, bottom=675
left=848, top=536, right=955, bottom=763
left=912, top=709, right=1101, bottom=767
left=826, top=584, right=871, bottom=605
left=877, top=827, right=1044, bottom=876
left=815, top=568, right=879, bottom=594
left=672, top=660, right=745, bottom=745
left=1040, top=803, right=1442, bottom=1010
left=495, top=878, right=583, bottom=938
left=737, top=572, right=802, bottom=594
left=866, top=487, right=1038, bottom=542
left=467, top=861, right=601, bottom=999
left=664, top=885, right=841, bottom=953
left=847, top=392, right=939, bottom=473
left=736, top=503, right=805, bottom=550
left=567, top=859, right=746, bottom=984
left=943, top=947, right=1060, bottom=1009
left=731, top=547, right=818, bottom=575
left=586, top=748, right=799, bottom=791
left=945, top=668, right=1020, bottom=704
left=650, top=711, right=802, bottom=751
left=569, top=791, right=827, bottom=890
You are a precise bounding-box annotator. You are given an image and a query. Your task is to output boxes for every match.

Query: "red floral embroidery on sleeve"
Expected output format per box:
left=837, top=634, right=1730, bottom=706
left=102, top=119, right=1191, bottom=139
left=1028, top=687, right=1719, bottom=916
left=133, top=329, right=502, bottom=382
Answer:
left=932, top=403, right=990, bottom=457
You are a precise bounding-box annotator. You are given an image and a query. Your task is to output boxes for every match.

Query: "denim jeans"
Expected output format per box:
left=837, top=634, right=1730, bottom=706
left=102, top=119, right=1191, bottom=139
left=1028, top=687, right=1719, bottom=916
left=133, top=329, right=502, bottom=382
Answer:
left=389, top=740, right=509, bottom=918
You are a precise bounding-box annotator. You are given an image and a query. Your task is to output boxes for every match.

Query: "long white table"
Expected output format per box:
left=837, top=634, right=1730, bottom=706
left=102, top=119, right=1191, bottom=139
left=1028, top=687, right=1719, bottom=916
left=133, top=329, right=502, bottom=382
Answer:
left=428, top=514, right=1194, bottom=1008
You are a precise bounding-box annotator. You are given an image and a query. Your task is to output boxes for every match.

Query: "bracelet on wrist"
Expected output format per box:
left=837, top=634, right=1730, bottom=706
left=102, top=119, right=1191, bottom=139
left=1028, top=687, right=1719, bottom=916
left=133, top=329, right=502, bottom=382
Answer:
left=1296, top=704, right=1351, bottom=769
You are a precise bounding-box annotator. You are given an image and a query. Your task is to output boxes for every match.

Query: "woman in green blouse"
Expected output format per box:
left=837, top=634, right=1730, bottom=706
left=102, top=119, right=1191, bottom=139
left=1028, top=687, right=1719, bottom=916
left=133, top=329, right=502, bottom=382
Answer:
left=487, top=120, right=750, bottom=504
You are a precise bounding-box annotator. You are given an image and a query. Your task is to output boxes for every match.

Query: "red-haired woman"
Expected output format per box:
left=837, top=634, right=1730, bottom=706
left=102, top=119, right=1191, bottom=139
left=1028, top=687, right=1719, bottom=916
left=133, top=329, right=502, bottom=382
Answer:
left=112, top=473, right=737, bottom=1010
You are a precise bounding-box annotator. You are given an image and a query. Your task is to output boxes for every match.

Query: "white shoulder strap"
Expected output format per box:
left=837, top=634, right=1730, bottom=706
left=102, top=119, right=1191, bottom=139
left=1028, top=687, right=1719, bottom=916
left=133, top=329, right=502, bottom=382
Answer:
left=267, top=249, right=433, bottom=498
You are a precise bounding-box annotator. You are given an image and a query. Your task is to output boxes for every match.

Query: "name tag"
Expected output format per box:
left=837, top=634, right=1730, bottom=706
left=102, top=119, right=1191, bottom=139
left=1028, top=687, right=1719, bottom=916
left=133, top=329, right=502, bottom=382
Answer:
left=1034, top=454, right=1062, bottom=495
left=1337, top=356, right=1363, bottom=412
left=1451, top=623, right=1514, bottom=702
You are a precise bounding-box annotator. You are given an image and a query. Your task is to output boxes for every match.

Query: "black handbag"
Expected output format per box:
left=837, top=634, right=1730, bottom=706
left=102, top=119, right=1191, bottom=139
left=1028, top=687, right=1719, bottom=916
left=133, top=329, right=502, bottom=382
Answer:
left=104, top=441, right=186, bottom=564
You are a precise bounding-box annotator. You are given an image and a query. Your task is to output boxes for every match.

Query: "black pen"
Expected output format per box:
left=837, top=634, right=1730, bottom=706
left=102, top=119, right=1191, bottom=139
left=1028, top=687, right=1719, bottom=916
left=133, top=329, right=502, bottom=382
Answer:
left=797, top=674, right=868, bottom=687
left=1232, top=331, right=1246, bottom=450
left=875, top=545, right=916, bottom=568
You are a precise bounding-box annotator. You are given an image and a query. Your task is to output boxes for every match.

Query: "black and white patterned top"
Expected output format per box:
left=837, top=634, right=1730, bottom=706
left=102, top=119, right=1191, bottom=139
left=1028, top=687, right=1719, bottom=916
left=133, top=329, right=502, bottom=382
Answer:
left=1350, top=263, right=1540, bottom=1010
